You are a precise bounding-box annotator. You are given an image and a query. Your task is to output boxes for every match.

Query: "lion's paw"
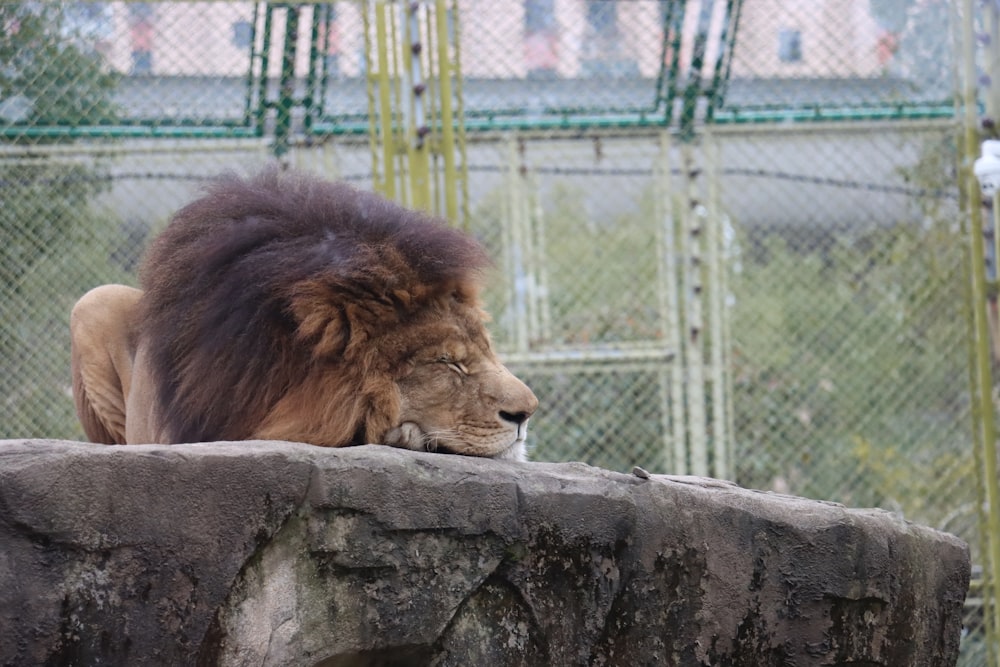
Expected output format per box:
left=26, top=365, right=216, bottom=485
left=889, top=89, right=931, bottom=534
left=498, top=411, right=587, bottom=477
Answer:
left=384, top=422, right=431, bottom=452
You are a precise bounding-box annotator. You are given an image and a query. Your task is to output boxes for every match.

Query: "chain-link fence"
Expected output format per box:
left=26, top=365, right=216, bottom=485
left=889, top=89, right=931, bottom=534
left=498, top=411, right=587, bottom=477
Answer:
left=0, top=0, right=988, bottom=660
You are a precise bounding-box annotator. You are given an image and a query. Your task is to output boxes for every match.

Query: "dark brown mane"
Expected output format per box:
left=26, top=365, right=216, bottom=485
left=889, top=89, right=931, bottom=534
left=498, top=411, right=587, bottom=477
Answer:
left=138, top=167, right=490, bottom=444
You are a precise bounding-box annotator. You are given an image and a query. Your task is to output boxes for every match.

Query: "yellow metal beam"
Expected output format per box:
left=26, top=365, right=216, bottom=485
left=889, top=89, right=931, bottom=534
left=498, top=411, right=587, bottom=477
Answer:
left=961, top=0, right=1000, bottom=654
left=434, top=0, right=458, bottom=223
left=373, top=1, right=396, bottom=201
left=365, top=0, right=466, bottom=226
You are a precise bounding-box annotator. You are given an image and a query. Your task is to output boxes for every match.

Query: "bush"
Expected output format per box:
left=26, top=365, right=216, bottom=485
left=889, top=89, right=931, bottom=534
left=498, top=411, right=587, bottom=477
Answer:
left=0, top=2, right=124, bottom=438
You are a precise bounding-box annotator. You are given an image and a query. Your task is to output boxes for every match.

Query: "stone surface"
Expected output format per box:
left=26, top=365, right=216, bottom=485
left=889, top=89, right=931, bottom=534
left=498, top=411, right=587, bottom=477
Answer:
left=0, top=439, right=970, bottom=666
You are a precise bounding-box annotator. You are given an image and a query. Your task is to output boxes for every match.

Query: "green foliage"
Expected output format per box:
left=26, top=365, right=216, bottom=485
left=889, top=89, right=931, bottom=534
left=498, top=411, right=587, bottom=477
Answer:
left=514, top=367, right=667, bottom=472
left=0, top=3, right=120, bottom=132
left=541, top=182, right=662, bottom=345
left=472, top=179, right=663, bottom=351
left=471, top=163, right=974, bottom=535
left=0, top=2, right=123, bottom=438
left=1, top=164, right=105, bottom=280
left=0, top=184, right=130, bottom=438
left=471, top=179, right=670, bottom=472
left=868, top=0, right=953, bottom=91
left=730, top=222, right=972, bottom=531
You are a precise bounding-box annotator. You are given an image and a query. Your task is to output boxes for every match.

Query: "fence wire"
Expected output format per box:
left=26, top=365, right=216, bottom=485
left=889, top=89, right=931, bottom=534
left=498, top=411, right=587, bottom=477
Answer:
left=0, top=0, right=987, bottom=661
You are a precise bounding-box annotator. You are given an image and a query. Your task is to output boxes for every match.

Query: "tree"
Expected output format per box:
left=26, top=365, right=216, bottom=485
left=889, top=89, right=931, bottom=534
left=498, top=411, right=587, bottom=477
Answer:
left=869, top=0, right=953, bottom=97
left=0, top=2, right=124, bottom=438
left=0, top=3, right=119, bottom=131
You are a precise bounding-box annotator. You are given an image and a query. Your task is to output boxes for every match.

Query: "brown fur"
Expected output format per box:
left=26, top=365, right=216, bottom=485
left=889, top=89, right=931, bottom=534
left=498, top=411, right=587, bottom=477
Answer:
left=73, top=168, right=537, bottom=457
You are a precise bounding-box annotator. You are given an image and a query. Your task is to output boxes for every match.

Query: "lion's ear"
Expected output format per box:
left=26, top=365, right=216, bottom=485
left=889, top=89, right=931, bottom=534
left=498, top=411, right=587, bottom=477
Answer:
left=289, top=280, right=397, bottom=360
left=289, top=282, right=346, bottom=358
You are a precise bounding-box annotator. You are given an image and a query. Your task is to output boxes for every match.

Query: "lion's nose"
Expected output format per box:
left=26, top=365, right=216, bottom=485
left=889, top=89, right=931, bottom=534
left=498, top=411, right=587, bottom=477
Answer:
left=500, top=410, right=531, bottom=426
left=488, top=365, right=538, bottom=425
left=498, top=381, right=538, bottom=426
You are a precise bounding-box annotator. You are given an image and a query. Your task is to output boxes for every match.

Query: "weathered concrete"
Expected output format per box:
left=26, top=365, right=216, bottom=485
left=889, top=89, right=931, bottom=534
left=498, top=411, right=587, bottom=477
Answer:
left=0, top=439, right=969, bottom=666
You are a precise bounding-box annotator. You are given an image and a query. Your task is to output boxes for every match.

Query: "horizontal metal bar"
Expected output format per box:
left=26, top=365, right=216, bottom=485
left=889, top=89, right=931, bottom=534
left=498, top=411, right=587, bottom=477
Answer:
left=707, top=117, right=955, bottom=137
left=712, top=104, right=954, bottom=125
left=310, top=113, right=670, bottom=136
left=0, top=125, right=262, bottom=140
left=3, top=105, right=954, bottom=142
left=498, top=345, right=675, bottom=367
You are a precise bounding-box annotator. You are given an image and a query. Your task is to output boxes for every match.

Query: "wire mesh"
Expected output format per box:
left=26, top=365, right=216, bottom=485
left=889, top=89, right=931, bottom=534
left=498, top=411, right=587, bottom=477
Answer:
left=719, top=0, right=954, bottom=120
left=0, top=0, right=986, bottom=660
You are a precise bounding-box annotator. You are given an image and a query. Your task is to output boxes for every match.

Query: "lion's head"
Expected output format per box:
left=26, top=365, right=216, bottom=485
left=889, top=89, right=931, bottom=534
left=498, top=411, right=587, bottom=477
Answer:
left=138, top=168, right=537, bottom=460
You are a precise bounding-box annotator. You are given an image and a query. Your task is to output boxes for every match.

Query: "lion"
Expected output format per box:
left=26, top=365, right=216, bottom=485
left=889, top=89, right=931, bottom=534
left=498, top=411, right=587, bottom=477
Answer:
left=70, top=168, right=538, bottom=460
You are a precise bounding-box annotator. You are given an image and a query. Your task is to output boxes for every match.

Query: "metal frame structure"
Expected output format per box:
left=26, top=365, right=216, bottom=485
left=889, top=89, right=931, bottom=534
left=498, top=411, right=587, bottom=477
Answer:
left=0, top=0, right=990, bottom=657
left=2, top=0, right=961, bottom=141
left=358, top=0, right=465, bottom=220
left=962, top=0, right=1000, bottom=659
left=491, top=128, right=731, bottom=478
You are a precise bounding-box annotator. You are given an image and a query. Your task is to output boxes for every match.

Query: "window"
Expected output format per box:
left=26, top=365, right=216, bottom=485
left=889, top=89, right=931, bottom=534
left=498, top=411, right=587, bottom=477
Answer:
left=778, top=29, right=802, bottom=63
left=232, top=20, right=252, bottom=49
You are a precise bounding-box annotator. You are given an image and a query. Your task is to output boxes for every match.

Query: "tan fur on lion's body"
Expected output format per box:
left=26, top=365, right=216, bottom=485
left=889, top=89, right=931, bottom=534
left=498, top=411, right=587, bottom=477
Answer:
left=71, top=169, right=537, bottom=460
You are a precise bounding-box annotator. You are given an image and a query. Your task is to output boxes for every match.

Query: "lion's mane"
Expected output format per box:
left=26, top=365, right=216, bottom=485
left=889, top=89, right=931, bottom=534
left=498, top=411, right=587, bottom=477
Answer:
left=138, top=168, right=490, bottom=445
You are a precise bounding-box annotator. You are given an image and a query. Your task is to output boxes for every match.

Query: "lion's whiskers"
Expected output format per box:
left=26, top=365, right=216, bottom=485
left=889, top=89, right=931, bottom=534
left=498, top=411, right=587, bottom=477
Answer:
left=419, top=428, right=463, bottom=452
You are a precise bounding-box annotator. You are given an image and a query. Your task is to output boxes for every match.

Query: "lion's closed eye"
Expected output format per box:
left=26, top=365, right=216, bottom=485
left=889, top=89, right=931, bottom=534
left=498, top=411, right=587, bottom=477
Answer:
left=437, top=357, right=469, bottom=376
left=434, top=354, right=469, bottom=376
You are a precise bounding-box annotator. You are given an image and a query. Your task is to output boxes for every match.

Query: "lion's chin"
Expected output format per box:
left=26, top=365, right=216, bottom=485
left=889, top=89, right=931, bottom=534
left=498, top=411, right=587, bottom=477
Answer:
left=494, top=439, right=527, bottom=462
left=384, top=420, right=528, bottom=462
left=432, top=439, right=526, bottom=462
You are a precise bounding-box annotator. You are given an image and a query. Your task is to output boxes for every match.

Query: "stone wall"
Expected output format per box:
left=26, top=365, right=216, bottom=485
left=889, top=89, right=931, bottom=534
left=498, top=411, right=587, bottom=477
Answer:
left=0, top=440, right=970, bottom=665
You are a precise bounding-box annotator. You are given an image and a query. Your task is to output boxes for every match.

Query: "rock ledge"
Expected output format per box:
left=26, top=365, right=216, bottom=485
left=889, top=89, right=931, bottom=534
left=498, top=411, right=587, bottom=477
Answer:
left=0, top=440, right=969, bottom=666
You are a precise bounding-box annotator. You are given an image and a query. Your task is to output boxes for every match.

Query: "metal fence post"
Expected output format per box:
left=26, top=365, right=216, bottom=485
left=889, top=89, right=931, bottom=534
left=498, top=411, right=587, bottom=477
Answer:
left=658, top=131, right=685, bottom=474
left=705, top=129, right=730, bottom=480
left=962, top=0, right=1000, bottom=654
left=273, top=5, right=299, bottom=158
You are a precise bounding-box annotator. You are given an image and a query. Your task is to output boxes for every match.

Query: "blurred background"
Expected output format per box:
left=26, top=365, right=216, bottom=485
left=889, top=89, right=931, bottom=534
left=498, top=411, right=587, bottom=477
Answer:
left=0, top=0, right=992, bottom=660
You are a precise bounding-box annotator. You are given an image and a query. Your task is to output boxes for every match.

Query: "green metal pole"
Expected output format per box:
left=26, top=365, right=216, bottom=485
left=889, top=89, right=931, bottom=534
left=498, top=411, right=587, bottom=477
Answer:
left=449, top=0, right=470, bottom=229
left=243, top=1, right=261, bottom=129
left=362, top=5, right=382, bottom=194
left=958, top=133, right=991, bottom=659
left=389, top=4, right=407, bottom=200
left=961, top=0, right=1000, bottom=652
left=403, top=1, right=430, bottom=212
left=651, top=0, right=676, bottom=114
left=304, top=4, right=322, bottom=137
left=434, top=0, right=458, bottom=224
left=705, top=130, right=728, bottom=478
left=681, top=141, right=708, bottom=477
left=679, top=0, right=713, bottom=141
left=662, top=0, right=687, bottom=127
left=705, top=0, right=742, bottom=123
left=657, top=131, right=685, bottom=473
left=506, top=138, right=529, bottom=353
left=274, top=5, right=299, bottom=157
left=317, top=4, right=332, bottom=121
left=374, top=1, right=396, bottom=200
left=257, top=5, right=274, bottom=134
